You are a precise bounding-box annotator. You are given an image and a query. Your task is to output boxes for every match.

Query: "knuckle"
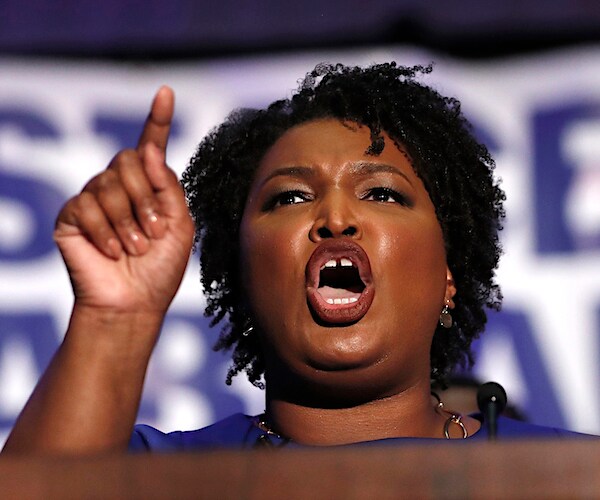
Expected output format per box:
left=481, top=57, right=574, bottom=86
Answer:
left=83, top=173, right=101, bottom=191
left=108, top=149, right=142, bottom=176
left=55, top=196, right=78, bottom=227
left=165, top=167, right=179, bottom=183
left=111, top=148, right=139, bottom=166
left=85, top=169, right=118, bottom=193
left=60, top=194, right=79, bottom=212
left=73, top=191, right=96, bottom=211
left=136, top=196, right=155, bottom=213
left=56, top=192, right=97, bottom=230
left=96, top=171, right=118, bottom=190
left=95, top=224, right=115, bottom=241
left=115, top=213, right=136, bottom=230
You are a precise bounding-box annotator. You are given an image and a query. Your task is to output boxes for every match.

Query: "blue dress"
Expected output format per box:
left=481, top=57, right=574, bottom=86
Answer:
left=129, top=413, right=590, bottom=452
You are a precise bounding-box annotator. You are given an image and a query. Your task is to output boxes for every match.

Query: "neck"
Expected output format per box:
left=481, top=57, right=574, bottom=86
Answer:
left=265, top=380, right=447, bottom=446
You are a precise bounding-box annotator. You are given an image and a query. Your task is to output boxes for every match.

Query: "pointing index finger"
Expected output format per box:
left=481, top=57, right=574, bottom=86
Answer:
left=137, top=85, right=175, bottom=159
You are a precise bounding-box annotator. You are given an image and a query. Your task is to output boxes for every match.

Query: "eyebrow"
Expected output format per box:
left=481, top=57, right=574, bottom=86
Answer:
left=348, top=161, right=413, bottom=186
left=260, top=161, right=413, bottom=186
left=261, top=166, right=315, bottom=185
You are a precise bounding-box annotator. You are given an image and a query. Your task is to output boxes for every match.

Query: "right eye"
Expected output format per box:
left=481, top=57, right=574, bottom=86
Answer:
left=264, top=190, right=311, bottom=210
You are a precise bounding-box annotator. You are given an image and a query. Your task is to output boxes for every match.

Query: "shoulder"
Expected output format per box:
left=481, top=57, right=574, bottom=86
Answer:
left=129, top=413, right=258, bottom=452
left=470, top=414, right=597, bottom=440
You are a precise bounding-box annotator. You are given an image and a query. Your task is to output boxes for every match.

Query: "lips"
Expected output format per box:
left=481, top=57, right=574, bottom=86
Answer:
left=305, top=240, right=375, bottom=324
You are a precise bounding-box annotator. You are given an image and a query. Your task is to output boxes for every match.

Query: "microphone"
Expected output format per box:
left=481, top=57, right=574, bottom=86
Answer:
left=477, top=382, right=507, bottom=441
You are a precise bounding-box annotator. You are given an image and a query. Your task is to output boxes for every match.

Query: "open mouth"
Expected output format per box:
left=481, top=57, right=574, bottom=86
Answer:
left=305, top=240, right=375, bottom=324
left=318, top=258, right=366, bottom=305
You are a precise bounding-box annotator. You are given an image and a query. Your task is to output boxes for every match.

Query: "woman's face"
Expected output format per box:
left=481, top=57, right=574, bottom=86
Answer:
left=240, top=119, right=454, bottom=402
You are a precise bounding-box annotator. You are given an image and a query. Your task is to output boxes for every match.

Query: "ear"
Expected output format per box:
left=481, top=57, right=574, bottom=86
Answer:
left=444, top=267, right=457, bottom=309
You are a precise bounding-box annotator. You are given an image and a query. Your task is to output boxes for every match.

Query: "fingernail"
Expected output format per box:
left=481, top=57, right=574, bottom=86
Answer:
left=107, top=238, right=122, bottom=259
left=147, top=210, right=166, bottom=238
left=129, top=231, right=147, bottom=255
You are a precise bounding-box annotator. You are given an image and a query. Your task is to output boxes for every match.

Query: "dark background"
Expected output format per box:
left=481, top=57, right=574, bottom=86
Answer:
left=1, top=0, right=599, bottom=60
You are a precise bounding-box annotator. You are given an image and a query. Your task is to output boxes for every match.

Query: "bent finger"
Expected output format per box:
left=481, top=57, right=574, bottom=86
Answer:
left=113, top=156, right=168, bottom=240
left=56, top=193, right=123, bottom=260
left=89, top=171, right=150, bottom=256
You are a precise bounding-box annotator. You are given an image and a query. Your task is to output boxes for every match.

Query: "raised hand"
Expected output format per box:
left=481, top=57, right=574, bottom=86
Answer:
left=54, top=86, right=195, bottom=315
left=2, top=87, right=196, bottom=455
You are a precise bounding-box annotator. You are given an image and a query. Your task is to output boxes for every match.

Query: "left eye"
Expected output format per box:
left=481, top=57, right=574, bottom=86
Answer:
left=363, top=187, right=408, bottom=205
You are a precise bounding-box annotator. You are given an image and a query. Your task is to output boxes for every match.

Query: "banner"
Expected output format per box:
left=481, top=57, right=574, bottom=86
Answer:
left=1, top=46, right=599, bottom=443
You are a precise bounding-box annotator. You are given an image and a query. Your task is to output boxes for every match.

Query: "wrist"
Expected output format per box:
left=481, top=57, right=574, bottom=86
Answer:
left=65, top=302, right=165, bottom=362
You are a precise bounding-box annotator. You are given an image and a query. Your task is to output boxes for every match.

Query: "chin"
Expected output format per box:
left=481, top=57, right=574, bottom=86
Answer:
left=306, top=347, right=380, bottom=372
left=268, top=352, right=399, bottom=408
left=299, top=321, right=386, bottom=369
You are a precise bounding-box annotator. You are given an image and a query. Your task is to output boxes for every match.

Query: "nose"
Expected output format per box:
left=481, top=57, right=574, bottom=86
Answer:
left=308, top=192, right=362, bottom=242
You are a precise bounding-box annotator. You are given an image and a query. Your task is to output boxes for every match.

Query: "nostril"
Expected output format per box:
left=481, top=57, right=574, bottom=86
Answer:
left=317, top=227, right=333, bottom=238
left=316, top=226, right=357, bottom=239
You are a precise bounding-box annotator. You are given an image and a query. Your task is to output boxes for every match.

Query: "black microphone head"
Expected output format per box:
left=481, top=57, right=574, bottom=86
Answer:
left=477, top=381, right=507, bottom=414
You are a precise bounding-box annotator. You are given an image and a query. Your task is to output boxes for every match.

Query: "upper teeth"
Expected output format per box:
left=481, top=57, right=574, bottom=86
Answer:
left=322, top=258, right=353, bottom=269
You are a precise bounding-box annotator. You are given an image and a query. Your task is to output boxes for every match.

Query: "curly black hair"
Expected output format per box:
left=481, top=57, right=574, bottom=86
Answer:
left=182, top=62, right=505, bottom=388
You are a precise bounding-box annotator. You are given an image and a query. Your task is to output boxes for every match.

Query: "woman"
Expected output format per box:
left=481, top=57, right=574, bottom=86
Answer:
left=2, top=62, right=575, bottom=454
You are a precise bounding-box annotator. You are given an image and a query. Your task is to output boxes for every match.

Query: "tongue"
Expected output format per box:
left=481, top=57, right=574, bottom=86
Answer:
left=317, top=286, right=361, bottom=301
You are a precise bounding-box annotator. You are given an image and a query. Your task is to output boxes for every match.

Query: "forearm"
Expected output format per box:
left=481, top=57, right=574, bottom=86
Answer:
left=2, top=304, right=163, bottom=455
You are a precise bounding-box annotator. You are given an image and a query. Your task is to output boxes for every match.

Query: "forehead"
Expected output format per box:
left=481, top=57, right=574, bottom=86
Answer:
left=257, top=118, right=415, bottom=176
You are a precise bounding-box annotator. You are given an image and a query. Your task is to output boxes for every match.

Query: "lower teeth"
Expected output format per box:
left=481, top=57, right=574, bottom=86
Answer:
left=326, top=297, right=358, bottom=305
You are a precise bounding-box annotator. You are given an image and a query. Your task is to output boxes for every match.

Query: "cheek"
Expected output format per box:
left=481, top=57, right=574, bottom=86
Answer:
left=377, top=219, right=448, bottom=306
left=239, top=216, right=309, bottom=311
